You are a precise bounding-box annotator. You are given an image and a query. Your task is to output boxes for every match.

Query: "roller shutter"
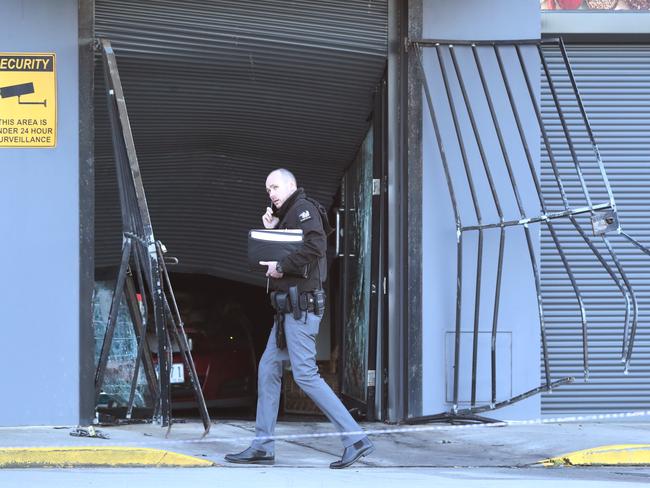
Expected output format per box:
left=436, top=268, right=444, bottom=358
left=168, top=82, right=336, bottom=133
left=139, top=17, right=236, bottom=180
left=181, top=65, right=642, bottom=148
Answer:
left=541, top=44, right=650, bottom=415
left=93, top=0, right=387, bottom=285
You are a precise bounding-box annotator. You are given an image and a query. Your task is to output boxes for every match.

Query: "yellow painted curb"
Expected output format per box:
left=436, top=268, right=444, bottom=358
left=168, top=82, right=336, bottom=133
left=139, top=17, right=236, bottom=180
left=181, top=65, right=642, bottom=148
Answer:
left=0, top=447, right=215, bottom=468
left=540, top=444, right=650, bottom=466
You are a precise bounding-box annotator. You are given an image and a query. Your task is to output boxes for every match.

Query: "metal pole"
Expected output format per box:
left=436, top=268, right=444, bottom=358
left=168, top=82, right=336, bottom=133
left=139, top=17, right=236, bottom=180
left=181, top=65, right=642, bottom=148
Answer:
left=493, top=45, right=556, bottom=385
left=554, top=40, right=639, bottom=370
left=505, top=44, right=597, bottom=380
left=520, top=44, right=636, bottom=375
left=538, top=44, right=593, bottom=208
left=414, top=38, right=559, bottom=47
left=386, top=0, right=408, bottom=421
left=415, top=45, right=462, bottom=239
left=415, top=45, right=465, bottom=411
left=436, top=44, right=486, bottom=409
left=449, top=45, right=507, bottom=406
left=602, top=235, right=637, bottom=369
left=435, top=44, right=483, bottom=227
left=158, top=241, right=211, bottom=435
left=557, top=38, right=616, bottom=207
left=491, top=228, right=505, bottom=405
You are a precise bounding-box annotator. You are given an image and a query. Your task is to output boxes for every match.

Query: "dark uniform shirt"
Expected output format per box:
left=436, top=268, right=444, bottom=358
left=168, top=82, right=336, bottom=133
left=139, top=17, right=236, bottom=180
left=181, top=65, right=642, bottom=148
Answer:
left=271, top=188, right=327, bottom=293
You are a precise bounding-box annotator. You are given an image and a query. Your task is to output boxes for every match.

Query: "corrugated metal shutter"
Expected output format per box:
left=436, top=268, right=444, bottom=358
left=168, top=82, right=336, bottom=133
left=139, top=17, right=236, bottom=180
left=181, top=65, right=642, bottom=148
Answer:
left=94, top=0, right=387, bottom=285
left=541, top=44, right=650, bottom=415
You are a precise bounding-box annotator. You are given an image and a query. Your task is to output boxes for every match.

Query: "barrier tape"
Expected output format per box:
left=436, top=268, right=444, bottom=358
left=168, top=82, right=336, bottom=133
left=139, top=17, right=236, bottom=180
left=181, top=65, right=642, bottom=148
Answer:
left=2, top=410, right=649, bottom=449
left=187, top=409, right=650, bottom=445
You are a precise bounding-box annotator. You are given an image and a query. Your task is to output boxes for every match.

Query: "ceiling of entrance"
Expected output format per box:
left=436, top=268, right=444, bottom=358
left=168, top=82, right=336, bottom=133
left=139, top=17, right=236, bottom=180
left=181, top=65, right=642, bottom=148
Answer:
left=94, top=0, right=388, bottom=284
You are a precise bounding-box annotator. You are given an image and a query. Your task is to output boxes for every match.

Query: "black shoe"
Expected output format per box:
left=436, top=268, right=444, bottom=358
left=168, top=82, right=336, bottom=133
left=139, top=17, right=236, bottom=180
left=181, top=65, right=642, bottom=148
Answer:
left=224, top=446, right=275, bottom=465
left=330, top=437, right=375, bottom=469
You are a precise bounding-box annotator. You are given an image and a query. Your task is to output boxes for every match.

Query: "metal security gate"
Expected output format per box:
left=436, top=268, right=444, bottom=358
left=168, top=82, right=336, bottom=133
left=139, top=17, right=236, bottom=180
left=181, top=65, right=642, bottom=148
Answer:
left=541, top=44, right=650, bottom=415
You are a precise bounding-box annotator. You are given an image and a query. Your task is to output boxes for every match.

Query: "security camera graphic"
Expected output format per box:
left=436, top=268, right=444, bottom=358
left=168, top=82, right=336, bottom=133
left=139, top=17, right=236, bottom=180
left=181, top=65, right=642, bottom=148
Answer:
left=0, top=82, right=46, bottom=106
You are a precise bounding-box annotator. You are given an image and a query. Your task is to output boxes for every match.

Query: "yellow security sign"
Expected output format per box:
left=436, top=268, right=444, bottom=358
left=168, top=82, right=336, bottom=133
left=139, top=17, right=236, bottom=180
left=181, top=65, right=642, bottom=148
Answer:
left=0, top=53, right=56, bottom=148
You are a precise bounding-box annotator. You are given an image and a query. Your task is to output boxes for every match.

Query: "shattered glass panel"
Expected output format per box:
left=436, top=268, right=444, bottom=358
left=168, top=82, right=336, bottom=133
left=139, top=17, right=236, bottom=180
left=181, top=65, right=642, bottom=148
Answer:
left=342, top=127, right=374, bottom=403
left=93, top=280, right=151, bottom=408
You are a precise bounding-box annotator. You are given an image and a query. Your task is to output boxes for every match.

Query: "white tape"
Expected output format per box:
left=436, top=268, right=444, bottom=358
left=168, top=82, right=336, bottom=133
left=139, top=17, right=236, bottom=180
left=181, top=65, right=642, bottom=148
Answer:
left=105, top=409, right=650, bottom=447
left=13, top=409, right=650, bottom=450
left=192, top=409, right=650, bottom=445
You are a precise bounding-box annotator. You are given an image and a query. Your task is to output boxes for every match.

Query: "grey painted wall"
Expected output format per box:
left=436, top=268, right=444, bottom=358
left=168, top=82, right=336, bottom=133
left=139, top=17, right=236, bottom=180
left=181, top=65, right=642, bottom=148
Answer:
left=420, top=0, right=541, bottom=419
left=0, top=0, right=79, bottom=425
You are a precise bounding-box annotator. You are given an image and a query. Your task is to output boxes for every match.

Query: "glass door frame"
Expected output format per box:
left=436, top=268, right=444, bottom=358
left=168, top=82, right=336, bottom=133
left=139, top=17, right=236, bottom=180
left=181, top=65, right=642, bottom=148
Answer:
left=337, top=75, right=388, bottom=421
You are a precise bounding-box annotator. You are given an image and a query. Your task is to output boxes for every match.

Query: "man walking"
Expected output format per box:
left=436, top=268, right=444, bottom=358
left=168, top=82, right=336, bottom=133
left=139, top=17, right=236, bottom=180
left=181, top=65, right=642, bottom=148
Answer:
left=225, top=168, right=374, bottom=469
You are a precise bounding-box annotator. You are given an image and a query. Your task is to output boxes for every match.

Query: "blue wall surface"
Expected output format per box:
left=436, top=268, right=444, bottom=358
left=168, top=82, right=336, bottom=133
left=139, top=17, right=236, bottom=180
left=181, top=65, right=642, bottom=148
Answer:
left=420, top=0, right=541, bottom=419
left=0, top=0, right=79, bottom=425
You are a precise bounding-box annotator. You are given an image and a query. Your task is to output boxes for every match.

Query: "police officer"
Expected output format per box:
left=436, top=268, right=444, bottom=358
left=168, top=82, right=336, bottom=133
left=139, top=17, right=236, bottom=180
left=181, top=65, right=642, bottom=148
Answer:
left=225, top=168, right=374, bottom=469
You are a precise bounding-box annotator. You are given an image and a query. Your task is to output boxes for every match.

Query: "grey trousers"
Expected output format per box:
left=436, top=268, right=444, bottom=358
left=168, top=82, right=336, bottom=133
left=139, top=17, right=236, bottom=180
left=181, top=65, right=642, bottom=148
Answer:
left=251, top=311, right=365, bottom=452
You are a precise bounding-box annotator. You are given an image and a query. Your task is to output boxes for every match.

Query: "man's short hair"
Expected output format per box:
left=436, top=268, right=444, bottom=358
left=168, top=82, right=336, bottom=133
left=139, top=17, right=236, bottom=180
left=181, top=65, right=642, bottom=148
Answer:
left=270, top=168, right=297, bottom=186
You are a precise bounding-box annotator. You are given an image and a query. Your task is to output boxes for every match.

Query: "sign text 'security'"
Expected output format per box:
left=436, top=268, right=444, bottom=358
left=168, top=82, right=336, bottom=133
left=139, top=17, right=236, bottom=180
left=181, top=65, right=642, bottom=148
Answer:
left=0, top=53, right=57, bottom=148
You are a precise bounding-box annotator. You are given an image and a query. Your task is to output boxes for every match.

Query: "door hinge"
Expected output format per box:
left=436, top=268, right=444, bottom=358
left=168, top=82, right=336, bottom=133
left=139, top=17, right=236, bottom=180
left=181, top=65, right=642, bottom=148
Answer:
left=372, top=178, right=381, bottom=196
left=367, top=369, right=376, bottom=387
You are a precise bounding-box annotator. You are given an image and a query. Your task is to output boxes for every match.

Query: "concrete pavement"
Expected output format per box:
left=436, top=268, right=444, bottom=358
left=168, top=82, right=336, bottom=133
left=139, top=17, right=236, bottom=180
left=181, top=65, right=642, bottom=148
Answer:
left=1, top=466, right=650, bottom=488
left=1, top=417, right=650, bottom=468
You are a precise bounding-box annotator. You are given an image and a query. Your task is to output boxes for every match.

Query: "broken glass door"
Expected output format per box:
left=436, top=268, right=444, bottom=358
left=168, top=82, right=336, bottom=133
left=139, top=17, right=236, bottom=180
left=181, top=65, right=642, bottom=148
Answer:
left=339, top=126, right=375, bottom=414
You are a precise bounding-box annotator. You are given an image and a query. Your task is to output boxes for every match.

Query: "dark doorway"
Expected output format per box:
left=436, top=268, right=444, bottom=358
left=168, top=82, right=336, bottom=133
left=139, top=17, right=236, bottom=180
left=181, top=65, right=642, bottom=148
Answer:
left=91, top=0, right=389, bottom=421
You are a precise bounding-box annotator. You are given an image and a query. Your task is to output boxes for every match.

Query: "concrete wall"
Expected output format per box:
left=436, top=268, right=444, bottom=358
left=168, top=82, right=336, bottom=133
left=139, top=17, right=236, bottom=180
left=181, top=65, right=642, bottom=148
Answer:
left=420, top=0, right=541, bottom=419
left=0, top=0, right=80, bottom=425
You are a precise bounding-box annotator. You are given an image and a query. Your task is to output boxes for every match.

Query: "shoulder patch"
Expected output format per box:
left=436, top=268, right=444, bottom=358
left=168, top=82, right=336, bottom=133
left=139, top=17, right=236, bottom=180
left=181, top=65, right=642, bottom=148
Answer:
left=298, top=210, right=312, bottom=222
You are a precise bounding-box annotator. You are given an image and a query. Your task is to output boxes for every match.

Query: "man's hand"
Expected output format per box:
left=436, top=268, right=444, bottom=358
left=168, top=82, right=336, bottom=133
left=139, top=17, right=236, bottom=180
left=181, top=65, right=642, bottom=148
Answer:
left=260, top=261, right=283, bottom=279
left=262, top=207, right=280, bottom=229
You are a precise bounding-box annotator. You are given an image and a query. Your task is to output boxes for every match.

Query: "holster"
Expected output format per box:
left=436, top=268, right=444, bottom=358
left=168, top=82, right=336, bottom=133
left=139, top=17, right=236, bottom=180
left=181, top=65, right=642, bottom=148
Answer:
left=270, top=291, right=288, bottom=350
left=270, top=287, right=325, bottom=349
left=271, top=291, right=288, bottom=314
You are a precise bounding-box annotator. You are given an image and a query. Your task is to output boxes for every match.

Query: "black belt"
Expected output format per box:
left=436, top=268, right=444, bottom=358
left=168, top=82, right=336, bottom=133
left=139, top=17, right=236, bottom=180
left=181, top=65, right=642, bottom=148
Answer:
left=270, top=291, right=318, bottom=314
left=270, top=288, right=320, bottom=349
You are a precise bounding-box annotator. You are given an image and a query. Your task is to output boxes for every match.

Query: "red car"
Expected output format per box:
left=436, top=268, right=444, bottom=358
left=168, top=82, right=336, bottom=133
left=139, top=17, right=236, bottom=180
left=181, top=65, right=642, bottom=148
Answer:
left=95, top=281, right=259, bottom=415
left=163, top=323, right=257, bottom=409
